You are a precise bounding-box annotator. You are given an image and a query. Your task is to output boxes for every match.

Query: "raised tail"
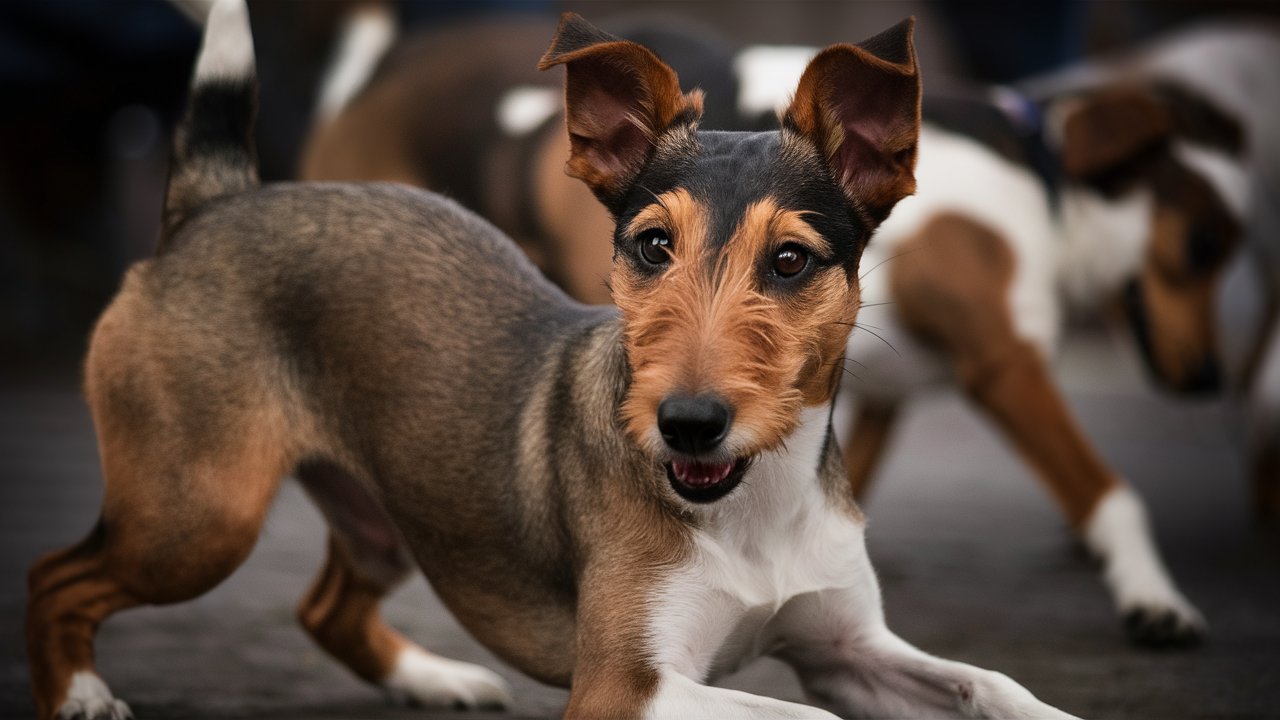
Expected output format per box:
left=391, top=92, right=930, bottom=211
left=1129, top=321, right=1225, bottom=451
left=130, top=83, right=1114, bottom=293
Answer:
left=161, top=0, right=258, bottom=249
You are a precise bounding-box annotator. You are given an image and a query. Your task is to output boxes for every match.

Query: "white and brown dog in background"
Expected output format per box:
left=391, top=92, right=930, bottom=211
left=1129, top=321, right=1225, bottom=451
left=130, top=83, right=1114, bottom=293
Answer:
left=836, top=24, right=1274, bottom=648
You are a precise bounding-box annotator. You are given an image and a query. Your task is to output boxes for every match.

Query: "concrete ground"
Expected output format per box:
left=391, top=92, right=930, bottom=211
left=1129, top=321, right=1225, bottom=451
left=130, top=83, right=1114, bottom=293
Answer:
left=2, top=330, right=1278, bottom=719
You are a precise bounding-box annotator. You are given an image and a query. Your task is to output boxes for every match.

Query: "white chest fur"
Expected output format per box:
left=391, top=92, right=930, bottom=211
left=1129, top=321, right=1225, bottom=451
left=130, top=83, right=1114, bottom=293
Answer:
left=645, top=406, right=870, bottom=681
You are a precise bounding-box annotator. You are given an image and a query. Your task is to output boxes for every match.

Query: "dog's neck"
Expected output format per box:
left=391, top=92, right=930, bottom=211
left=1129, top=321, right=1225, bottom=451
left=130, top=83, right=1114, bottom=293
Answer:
left=1054, top=183, right=1154, bottom=313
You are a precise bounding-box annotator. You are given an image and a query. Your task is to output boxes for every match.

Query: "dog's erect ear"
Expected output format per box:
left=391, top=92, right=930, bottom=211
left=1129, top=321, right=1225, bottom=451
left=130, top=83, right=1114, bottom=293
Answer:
left=1058, top=87, right=1174, bottom=180
left=1152, top=82, right=1245, bottom=157
left=783, top=18, right=921, bottom=224
left=539, top=13, right=703, bottom=210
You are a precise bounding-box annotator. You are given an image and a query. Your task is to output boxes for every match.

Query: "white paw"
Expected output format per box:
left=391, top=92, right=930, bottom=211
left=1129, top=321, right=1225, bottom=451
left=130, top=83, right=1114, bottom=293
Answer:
left=1119, top=591, right=1206, bottom=647
left=1085, top=485, right=1207, bottom=647
left=966, top=671, right=1081, bottom=720
left=382, top=646, right=513, bottom=710
left=56, top=672, right=133, bottom=720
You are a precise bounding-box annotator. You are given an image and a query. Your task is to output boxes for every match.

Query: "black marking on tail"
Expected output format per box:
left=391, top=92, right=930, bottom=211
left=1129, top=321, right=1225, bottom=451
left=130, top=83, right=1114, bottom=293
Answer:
left=160, top=78, right=259, bottom=249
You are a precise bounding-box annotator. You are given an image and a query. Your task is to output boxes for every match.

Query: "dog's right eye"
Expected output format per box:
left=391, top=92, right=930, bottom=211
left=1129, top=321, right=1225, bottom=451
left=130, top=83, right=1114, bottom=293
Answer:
left=638, top=229, right=672, bottom=265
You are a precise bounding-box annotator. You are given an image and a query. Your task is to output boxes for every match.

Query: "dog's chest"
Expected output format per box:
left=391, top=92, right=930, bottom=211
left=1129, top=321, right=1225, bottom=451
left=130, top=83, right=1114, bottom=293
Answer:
left=645, top=408, right=869, bottom=680
left=697, top=500, right=867, bottom=678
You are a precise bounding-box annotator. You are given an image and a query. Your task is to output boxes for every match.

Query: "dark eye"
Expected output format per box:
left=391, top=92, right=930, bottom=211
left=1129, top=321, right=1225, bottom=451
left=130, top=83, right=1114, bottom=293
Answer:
left=773, top=244, right=809, bottom=278
left=638, top=229, right=672, bottom=265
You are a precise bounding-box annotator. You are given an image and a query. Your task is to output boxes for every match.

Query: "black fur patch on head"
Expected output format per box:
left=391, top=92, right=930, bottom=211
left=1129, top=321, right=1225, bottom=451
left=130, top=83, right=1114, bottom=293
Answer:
left=613, top=129, right=867, bottom=275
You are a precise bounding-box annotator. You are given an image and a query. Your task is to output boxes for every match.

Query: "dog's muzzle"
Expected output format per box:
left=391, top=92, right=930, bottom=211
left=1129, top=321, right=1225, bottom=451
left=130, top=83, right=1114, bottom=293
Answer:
left=1124, top=280, right=1222, bottom=395
left=657, top=393, right=747, bottom=502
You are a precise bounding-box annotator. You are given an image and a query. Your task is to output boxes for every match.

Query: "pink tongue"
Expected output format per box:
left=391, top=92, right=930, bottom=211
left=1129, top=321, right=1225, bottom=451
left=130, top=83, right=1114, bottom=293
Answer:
left=672, top=459, right=734, bottom=487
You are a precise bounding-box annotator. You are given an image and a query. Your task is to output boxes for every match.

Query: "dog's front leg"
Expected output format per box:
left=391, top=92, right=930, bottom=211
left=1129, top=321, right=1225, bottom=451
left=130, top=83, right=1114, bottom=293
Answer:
left=643, top=669, right=840, bottom=719
left=568, top=562, right=838, bottom=719
left=769, top=568, right=1079, bottom=718
left=785, top=627, right=1079, bottom=720
left=568, top=658, right=838, bottom=719
left=956, top=338, right=1205, bottom=645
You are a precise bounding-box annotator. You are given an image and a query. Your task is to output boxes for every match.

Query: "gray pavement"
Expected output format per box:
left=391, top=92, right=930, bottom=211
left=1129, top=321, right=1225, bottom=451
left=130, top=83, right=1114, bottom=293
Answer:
left=2, top=330, right=1278, bottom=719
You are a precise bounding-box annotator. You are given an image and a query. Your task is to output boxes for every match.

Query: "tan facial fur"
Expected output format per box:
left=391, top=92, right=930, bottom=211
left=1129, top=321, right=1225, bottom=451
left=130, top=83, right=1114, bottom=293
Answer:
left=613, top=191, right=858, bottom=458
left=1137, top=206, right=1224, bottom=388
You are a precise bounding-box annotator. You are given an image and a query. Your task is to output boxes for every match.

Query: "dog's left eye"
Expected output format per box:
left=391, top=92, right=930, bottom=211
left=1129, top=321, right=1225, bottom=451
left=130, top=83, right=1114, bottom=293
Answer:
left=638, top=228, right=672, bottom=265
left=772, top=244, right=809, bottom=278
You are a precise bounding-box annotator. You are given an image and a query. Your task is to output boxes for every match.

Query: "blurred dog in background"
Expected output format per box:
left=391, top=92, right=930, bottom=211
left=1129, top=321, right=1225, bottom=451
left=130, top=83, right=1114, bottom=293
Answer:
left=836, top=22, right=1278, bottom=648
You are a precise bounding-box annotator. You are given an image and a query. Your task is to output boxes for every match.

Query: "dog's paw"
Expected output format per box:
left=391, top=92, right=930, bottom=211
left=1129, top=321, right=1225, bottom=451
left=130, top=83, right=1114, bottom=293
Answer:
left=383, top=647, right=513, bottom=710
left=56, top=673, right=133, bottom=720
left=55, top=700, right=132, bottom=720
left=1122, top=599, right=1206, bottom=648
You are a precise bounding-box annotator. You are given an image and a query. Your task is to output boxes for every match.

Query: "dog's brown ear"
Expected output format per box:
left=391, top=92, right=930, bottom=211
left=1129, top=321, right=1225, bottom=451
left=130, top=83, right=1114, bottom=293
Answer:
left=1059, top=87, right=1174, bottom=180
left=783, top=18, right=921, bottom=224
left=539, top=13, right=703, bottom=209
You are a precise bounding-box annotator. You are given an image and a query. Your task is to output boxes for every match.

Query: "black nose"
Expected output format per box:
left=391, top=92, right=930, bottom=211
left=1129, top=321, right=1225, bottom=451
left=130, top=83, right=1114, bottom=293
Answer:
left=658, top=394, right=732, bottom=455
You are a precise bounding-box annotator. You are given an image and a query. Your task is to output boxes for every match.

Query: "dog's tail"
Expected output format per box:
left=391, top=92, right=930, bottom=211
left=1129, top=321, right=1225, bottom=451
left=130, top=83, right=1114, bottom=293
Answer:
left=313, top=2, right=397, bottom=125
left=160, top=0, right=258, bottom=251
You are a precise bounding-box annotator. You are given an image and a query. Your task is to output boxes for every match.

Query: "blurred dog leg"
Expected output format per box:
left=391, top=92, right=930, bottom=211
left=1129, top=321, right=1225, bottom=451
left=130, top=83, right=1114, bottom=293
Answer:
left=842, top=400, right=901, bottom=501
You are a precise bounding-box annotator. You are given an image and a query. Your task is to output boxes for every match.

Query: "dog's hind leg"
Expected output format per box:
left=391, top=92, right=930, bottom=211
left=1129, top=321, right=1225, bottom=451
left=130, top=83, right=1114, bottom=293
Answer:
left=26, top=281, right=299, bottom=720
left=26, top=390, right=290, bottom=719
left=842, top=400, right=900, bottom=501
left=1246, top=312, right=1280, bottom=521
left=26, top=524, right=138, bottom=720
left=295, top=462, right=512, bottom=710
left=26, top=426, right=288, bottom=720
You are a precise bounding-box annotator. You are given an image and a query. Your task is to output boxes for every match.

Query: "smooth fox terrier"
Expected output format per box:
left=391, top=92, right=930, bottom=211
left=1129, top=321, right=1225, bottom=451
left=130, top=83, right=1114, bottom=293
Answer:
left=27, top=2, right=1078, bottom=719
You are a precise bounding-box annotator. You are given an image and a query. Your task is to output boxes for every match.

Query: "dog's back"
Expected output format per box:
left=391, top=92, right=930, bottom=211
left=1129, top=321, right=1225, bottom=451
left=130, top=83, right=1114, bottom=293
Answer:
left=32, top=4, right=599, bottom=715
left=91, top=0, right=609, bottom=612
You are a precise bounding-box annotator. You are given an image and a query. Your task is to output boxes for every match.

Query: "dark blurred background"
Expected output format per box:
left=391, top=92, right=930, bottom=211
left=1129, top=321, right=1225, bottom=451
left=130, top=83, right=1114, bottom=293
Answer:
left=3, top=0, right=1278, bottom=369
left=3, top=2, right=1280, bottom=719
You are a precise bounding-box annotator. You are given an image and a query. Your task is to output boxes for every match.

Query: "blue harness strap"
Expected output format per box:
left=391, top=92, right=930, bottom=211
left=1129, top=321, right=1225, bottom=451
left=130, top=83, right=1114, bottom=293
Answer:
left=989, top=86, right=1060, bottom=210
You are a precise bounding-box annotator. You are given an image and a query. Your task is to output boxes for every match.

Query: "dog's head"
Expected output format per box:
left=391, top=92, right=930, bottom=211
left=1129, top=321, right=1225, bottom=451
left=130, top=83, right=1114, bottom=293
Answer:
left=1054, top=82, right=1247, bottom=394
left=541, top=14, right=920, bottom=502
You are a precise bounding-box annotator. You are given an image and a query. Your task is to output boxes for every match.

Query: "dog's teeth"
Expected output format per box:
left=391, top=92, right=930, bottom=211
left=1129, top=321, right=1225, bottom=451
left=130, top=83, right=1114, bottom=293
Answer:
left=673, top=460, right=734, bottom=487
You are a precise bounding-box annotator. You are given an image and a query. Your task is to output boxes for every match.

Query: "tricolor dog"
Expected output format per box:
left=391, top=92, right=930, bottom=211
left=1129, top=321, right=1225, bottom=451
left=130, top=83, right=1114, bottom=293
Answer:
left=24, top=2, right=1078, bottom=719
left=840, top=32, right=1264, bottom=647
left=304, top=11, right=1272, bottom=648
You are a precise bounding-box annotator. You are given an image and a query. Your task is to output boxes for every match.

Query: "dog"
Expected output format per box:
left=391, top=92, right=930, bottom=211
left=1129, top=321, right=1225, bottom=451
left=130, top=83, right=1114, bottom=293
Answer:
left=302, top=10, right=1275, bottom=648
left=839, top=24, right=1273, bottom=649
left=24, top=2, right=1080, bottom=718
left=1014, top=20, right=1280, bottom=522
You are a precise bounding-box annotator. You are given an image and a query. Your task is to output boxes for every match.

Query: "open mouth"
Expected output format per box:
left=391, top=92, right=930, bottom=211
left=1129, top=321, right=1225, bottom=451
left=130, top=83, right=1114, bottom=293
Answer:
left=665, top=457, right=750, bottom=503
